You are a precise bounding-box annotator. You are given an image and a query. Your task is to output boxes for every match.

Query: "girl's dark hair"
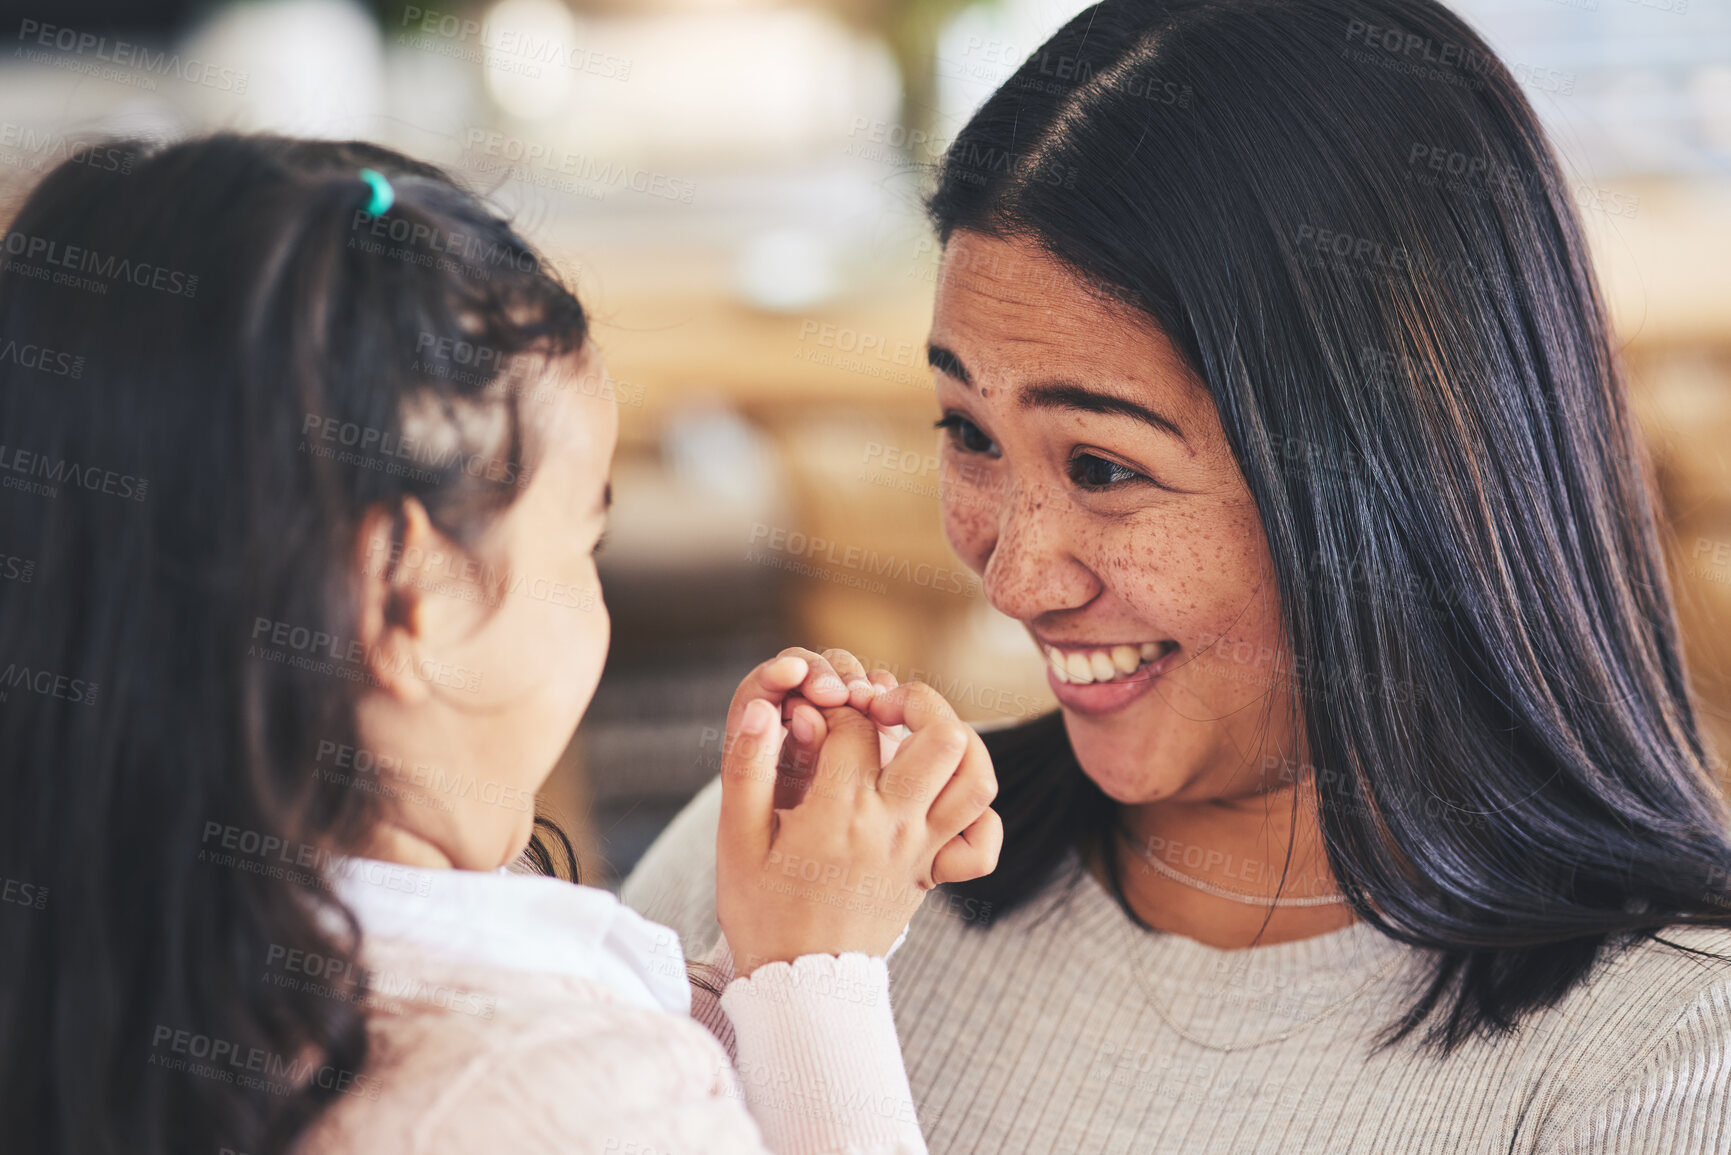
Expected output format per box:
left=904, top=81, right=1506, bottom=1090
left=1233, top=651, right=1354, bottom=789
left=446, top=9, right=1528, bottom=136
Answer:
left=0, top=134, right=588, bottom=1154
left=933, top=0, right=1731, bottom=1055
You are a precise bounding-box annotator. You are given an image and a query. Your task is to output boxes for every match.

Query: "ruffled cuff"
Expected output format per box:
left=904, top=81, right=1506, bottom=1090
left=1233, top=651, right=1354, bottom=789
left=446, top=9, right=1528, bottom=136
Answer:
left=720, top=952, right=925, bottom=1155
left=689, top=920, right=911, bottom=1058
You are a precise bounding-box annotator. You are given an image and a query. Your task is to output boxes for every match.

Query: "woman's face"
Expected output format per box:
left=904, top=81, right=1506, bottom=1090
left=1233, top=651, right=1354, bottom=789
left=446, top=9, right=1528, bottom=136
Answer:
left=354, top=346, right=615, bottom=869
left=931, top=231, right=1297, bottom=804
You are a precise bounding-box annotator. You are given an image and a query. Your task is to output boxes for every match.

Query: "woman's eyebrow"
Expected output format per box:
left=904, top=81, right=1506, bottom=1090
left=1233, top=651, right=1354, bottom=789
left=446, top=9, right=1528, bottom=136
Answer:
left=927, top=343, right=971, bottom=386
left=927, top=344, right=1188, bottom=443
left=1020, top=381, right=1187, bottom=443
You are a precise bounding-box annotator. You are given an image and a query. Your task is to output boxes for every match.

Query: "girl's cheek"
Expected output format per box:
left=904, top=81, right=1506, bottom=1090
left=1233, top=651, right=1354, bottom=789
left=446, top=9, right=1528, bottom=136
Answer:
left=567, top=588, right=608, bottom=679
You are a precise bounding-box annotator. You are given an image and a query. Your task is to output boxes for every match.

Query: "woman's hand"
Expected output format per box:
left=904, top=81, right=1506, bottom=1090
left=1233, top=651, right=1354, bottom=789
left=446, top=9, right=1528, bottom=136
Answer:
left=715, top=652, right=1002, bottom=977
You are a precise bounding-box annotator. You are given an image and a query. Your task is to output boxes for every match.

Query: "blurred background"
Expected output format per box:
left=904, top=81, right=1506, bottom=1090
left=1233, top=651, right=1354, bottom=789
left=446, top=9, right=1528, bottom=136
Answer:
left=3, top=0, right=1728, bottom=887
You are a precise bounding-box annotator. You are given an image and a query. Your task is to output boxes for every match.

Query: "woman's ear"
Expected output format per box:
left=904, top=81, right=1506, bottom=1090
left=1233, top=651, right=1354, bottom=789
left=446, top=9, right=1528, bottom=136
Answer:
left=354, top=498, right=441, bottom=704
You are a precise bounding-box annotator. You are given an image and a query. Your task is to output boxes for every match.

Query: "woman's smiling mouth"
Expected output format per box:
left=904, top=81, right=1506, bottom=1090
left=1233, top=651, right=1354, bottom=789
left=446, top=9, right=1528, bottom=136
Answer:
left=1034, top=637, right=1181, bottom=716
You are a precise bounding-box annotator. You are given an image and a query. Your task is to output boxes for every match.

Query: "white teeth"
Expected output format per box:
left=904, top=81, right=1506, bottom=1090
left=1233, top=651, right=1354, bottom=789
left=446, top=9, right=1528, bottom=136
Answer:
left=1045, top=641, right=1175, bottom=686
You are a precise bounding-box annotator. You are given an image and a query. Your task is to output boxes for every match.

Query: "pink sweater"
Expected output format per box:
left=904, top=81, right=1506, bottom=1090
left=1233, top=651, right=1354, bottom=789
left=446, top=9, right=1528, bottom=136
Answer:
left=294, top=858, right=925, bottom=1155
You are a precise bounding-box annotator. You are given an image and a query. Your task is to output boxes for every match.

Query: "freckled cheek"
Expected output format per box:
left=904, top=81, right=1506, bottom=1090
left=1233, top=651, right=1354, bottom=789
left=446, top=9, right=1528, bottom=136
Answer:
left=1091, top=520, right=1188, bottom=624
left=939, top=489, right=998, bottom=574
left=1099, top=521, right=1267, bottom=653
left=1106, top=561, right=1197, bottom=639
left=1209, top=514, right=1285, bottom=653
left=1184, top=572, right=1288, bottom=681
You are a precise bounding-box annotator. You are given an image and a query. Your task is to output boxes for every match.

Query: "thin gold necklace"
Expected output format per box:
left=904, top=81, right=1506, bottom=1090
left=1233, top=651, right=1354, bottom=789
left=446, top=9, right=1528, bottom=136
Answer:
left=1116, top=825, right=1348, bottom=908
left=1111, top=830, right=1409, bottom=1051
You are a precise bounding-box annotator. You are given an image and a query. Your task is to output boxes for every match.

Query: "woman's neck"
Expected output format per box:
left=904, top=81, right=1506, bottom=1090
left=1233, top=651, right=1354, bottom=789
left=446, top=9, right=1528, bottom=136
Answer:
left=1089, top=787, right=1358, bottom=949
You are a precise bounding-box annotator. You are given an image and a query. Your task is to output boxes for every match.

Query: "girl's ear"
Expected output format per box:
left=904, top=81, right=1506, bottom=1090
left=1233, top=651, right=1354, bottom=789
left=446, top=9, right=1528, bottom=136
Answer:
left=353, top=498, right=440, bottom=704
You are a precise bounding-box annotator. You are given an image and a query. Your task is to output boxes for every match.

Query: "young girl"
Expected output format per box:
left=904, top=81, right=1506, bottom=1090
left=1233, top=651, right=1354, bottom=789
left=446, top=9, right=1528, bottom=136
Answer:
left=0, top=134, right=1001, bottom=1155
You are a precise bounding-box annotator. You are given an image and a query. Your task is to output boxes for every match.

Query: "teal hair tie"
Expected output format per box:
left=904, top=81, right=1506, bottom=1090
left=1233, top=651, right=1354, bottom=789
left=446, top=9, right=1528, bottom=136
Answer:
left=358, top=168, right=394, bottom=216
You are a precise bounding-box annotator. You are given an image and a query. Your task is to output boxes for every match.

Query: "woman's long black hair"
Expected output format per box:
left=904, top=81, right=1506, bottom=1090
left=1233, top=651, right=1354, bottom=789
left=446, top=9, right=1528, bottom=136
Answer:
left=0, top=135, right=587, bottom=1154
left=935, top=0, right=1731, bottom=1056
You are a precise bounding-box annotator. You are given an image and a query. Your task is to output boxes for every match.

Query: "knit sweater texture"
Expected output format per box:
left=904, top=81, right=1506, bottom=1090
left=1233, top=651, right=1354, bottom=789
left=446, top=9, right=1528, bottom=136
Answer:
left=624, top=777, right=1731, bottom=1154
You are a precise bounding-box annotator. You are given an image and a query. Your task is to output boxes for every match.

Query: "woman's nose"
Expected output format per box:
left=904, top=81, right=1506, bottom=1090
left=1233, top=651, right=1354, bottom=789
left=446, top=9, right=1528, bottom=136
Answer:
left=981, top=481, right=1099, bottom=622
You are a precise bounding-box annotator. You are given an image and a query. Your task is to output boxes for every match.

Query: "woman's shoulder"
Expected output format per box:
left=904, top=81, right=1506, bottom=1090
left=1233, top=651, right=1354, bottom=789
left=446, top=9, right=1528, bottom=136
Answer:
left=1522, top=922, right=1731, bottom=1085
left=1513, top=924, right=1731, bottom=1151
left=299, top=957, right=747, bottom=1155
left=1571, top=922, right=1731, bottom=1028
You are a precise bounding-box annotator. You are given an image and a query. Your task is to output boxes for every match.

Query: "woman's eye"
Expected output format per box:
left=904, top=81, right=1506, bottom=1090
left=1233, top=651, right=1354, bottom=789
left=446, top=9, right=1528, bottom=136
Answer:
left=1069, top=452, right=1145, bottom=490
left=935, top=414, right=998, bottom=455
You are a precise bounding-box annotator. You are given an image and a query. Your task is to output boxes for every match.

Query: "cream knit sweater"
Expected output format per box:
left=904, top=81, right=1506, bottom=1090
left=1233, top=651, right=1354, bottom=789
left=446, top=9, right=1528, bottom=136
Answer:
left=294, top=857, right=925, bottom=1155
left=625, top=777, right=1731, bottom=1155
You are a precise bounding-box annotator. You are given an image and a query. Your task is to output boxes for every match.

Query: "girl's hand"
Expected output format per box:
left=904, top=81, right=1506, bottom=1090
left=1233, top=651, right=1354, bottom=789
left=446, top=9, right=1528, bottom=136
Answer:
left=719, top=647, right=903, bottom=810
left=715, top=670, right=1001, bottom=977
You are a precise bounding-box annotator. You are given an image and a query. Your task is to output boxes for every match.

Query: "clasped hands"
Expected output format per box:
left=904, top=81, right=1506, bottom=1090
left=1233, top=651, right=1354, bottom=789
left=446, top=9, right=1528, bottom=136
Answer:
left=715, top=647, right=1003, bottom=976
